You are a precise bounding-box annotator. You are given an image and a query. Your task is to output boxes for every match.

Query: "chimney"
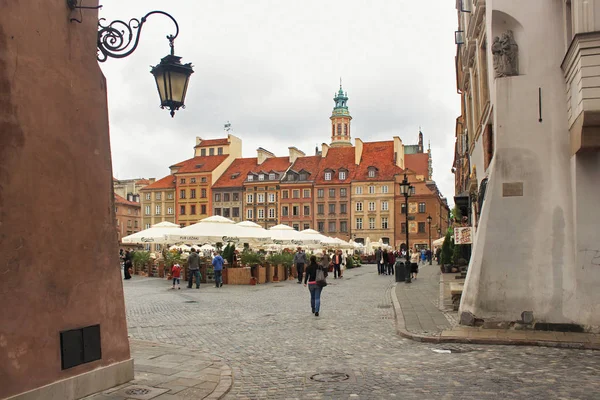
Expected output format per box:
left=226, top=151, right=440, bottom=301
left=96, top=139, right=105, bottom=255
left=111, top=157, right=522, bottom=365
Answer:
left=393, top=136, right=405, bottom=169
left=196, top=136, right=203, bottom=146
left=321, top=143, right=330, bottom=158
left=288, top=147, right=306, bottom=164
left=354, top=138, right=363, bottom=165
left=256, top=147, right=275, bottom=165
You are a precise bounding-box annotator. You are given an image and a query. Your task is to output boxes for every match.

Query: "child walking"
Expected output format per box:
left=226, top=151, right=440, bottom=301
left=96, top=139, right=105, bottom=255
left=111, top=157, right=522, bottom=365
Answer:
left=171, top=263, right=182, bottom=290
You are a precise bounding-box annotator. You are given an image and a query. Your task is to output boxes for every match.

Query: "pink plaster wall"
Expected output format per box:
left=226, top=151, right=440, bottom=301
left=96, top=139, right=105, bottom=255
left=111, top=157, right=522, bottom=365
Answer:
left=0, top=1, right=131, bottom=397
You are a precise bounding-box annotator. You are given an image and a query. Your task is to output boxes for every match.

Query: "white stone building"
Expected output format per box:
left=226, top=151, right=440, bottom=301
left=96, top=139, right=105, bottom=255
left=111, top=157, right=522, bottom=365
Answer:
left=454, top=0, right=600, bottom=331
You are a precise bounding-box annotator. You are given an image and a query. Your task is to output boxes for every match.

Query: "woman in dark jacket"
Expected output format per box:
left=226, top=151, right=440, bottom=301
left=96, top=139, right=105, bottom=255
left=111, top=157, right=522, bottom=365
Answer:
left=387, top=251, right=395, bottom=275
left=304, top=256, right=327, bottom=317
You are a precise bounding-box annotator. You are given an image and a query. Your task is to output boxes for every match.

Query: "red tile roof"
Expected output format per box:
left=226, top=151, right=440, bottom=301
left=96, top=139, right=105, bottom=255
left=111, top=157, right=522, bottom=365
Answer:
left=114, top=193, right=141, bottom=207
left=405, top=153, right=429, bottom=178
left=315, top=147, right=357, bottom=184
left=250, top=156, right=291, bottom=174
left=213, top=157, right=259, bottom=188
left=194, top=138, right=229, bottom=148
left=170, top=155, right=229, bottom=174
left=354, top=141, right=403, bottom=181
left=141, top=174, right=176, bottom=190
left=288, top=155, right=321, bottom=177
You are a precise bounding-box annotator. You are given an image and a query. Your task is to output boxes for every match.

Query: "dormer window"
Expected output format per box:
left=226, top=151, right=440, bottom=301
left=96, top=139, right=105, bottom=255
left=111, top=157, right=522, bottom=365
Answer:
left=259, top=174, right=265, bottom=181
left=299, top=173, right=307, bottom=181
left=367, top=167, right=377, bottom=178
left=269, top=173, right=276, bottom=180
left=288, top=174, right=296, bottom=181
left=324, top=172, right=332, bottom=181
left=247, top=174, right=254, bottom=181
left=339, top=171, right=346, bottom=180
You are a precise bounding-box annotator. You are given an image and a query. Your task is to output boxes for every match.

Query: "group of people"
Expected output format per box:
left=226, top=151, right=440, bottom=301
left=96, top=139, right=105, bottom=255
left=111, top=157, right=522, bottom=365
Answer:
left=119, top=249, right=133, bottom=280
left=374, top=246, right=436, bottom=280
left=374, top=248, right=397, bottom=276
left=173, top=248, right=225, bottom=290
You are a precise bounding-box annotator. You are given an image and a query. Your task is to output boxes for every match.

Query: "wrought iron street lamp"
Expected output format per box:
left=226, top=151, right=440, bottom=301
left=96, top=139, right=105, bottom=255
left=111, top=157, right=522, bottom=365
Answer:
left=427, top=214, right=433, bottom=265
left=69, top=2, right=194, bottom=117
left=399, top=174, right=414, bottom=283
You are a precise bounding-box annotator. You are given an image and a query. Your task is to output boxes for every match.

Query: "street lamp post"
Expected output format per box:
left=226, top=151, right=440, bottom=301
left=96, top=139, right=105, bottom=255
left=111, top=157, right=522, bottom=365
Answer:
left=399, top=174, right=414, bottom=283
left=427, top=214, right=432, bottom=265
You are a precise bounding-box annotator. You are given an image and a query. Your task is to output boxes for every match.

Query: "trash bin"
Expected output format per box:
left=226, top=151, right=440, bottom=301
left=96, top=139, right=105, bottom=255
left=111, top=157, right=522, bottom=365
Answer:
left=394, top=261, right=405, bottom=283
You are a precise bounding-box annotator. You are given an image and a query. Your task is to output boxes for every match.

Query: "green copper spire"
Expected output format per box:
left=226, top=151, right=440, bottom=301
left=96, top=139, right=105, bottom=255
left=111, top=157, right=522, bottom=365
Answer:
left=332, top=79, right=350, bottom=117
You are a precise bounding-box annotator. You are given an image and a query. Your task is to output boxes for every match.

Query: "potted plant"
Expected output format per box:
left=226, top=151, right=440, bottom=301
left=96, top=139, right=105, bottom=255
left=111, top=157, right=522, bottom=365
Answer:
left=440, top=229, right=454, bottom=273
left=164, top=249, right=185, bottom=279
left=267, top=252, right=294, bottom=282
left=131, top=251, right=151, bottom=275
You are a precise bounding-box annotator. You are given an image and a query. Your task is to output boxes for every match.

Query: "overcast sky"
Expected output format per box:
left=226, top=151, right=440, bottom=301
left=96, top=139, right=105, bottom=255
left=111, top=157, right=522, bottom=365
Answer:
left=99, top=1, right=459, bottom=204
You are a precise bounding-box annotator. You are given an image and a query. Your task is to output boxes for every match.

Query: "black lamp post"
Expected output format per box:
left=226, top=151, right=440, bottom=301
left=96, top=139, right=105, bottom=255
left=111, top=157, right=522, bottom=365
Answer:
left=80, top=6, right=195, bottom=117
left=399, top=174, right=413, bottom=283
left=427, top=214, right=432, bottom=265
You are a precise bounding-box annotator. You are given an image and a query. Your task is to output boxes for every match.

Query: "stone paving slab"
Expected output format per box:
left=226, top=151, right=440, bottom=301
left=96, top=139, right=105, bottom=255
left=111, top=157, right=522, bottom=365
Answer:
left=82, top=340, right=232, bottom=400
left=393, top=263, right=600, bottom=349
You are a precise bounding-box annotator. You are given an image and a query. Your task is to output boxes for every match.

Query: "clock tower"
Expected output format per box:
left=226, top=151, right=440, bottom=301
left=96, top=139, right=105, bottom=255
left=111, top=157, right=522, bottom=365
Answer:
left=330, top=82, right=352, bottom=147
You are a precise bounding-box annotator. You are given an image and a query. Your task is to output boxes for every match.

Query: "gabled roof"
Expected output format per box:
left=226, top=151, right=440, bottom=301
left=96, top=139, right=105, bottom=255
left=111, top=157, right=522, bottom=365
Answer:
left=194, top=138, right=229, bottom=148
left=140, top=174, right=176, bottom=190
left=170, top=155, right=229, bottom=174
left=405, top=153, right=430, bottom=178
left=354, top=141, right=403, bottom=181
left=114, top=193, right=140, bottom=207
left=315, top=147, right=356, bottom=184
left=213, top=158, right=258, bottom=188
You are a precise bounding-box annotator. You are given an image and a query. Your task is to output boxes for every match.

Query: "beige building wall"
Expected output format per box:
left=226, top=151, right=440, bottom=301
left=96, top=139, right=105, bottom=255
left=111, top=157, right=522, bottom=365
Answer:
left=350, top=181, right=395, bottom=245
left=141, top=189, right=176, bottom=229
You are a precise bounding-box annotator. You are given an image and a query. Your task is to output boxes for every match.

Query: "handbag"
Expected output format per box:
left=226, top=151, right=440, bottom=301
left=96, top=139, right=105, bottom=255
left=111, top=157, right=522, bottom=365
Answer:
left=316, top=267, right=327, bottom=287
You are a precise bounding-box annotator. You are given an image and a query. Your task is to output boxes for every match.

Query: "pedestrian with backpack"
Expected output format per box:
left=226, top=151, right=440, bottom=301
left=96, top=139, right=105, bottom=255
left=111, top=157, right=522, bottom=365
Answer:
left=303, top=255, right=328, bottom=317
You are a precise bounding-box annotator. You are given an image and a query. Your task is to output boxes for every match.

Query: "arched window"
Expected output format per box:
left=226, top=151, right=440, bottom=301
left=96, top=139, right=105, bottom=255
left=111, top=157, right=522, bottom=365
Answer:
left=337, top=124, right=342, bottom=134
left=344, top=124, right=348, bottom=134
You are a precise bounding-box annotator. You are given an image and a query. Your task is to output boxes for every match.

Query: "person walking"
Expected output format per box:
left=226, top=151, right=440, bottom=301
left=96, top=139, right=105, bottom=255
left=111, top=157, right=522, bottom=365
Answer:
left=387, top=250, right=395, bottom=276
left=375, top=247, right=383, bottom=275
left=382, top=249, right=389, bottom=275
left=332, top=249, right=343, bottom=279
left=123, top=250, right=132, bottom=280
left=293, top=247, right=308, bottom=284
left=435, top=247, right=442, bottom=264
left=212, top=250, right=224, bottom=288
left=320, top=251, right=331, bottom=274
left=410, top=248, right=420, bottom=280
left=303, top=255, right=327, bottom=317
left=187, top=248, right=201, bottom=289
left=171, top=263, right=182, bottom=290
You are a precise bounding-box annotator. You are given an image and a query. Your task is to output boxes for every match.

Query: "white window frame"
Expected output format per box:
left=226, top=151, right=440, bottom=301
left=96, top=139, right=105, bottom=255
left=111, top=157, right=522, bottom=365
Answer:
left=324, top=172, right=332, bottom=181
left=145, top=205, right=150, bottom=215
left=368, top=201, right=376, bottom=211
left=247, top=174, right=254, bottom=181
left=247, top=194, right=254, bottom=203
left=339, top=171, right=346, bottom=180
left=382, top=185, right=389, bottom=194
left=269, top=173, right=276, bottom=180
left=381, top=217, right=389, bottom=229
left=303, top=189, right=311, bottom=198
left=268, top=208, right=275, bottom=218
left=155, top=193, right=161, bottom=200
left=369, top=217, right=375, bottom=229
left=381, top=201, right=389, bottom=211
left=155, top=205, right=161, bottom=215
left=355, top=186, right=363, bottom=194
left=145, top=193, right=151, bottom=200
left=167, top=207, right=173, bottom=215
left=145, top=223, right=151, bottom=229
left=356, top=218, right=363, bottom=230
left=247, top=209, right=253, bottom=219
left=268, top=193, right=275, bottom=202
left=368, top=169, right=376, bottom=178
left=356, top=202, right=363, bottom=211
left=368, top=185, right=375, bottom=194
left=257, top=193, right=265, bottom=203
left=259, top=174, right=265, bottom=181
left=258, top=209, right=264, bottom=219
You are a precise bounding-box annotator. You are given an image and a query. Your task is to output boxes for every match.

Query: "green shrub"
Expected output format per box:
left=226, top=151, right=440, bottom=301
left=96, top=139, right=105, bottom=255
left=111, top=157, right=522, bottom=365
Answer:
left=441, top=229, right=453, bottom=266
left=266, top=252, right=294, bottom=268
left=240, top=250, right=263, bottom=266
left=346, top=256, right=354, bottom=269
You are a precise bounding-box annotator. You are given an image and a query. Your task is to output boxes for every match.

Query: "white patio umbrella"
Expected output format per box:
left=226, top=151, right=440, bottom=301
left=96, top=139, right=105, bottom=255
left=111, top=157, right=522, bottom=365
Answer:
left=168, top=216, right=271, bottom=245
left=299, top=229, right=331, bottom=249
left=269, top=224, right=319, bottom=246
left=122, top=221, right=180, bottom=244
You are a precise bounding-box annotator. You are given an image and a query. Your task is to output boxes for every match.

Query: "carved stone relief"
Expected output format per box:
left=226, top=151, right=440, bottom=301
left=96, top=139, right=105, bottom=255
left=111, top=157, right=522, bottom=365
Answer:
left=491, top=30, right=519, bottom=78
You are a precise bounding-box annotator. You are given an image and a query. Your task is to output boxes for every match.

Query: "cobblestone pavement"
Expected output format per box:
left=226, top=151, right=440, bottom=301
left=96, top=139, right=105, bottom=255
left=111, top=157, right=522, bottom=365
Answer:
left=123, top=266, right=600, bottom=399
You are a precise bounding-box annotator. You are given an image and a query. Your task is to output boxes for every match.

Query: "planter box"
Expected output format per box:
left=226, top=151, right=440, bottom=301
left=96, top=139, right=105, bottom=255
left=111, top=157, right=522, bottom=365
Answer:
left=264, top=264, right=272, bottom=283
left=257, top=266, right=266, bottom=284
left=227, top=267, right=252, bottom=285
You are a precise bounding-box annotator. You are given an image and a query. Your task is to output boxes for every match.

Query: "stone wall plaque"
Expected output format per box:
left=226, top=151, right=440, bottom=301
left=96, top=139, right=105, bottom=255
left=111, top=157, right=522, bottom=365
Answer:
left=502, top=182, right=523, bottom=197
